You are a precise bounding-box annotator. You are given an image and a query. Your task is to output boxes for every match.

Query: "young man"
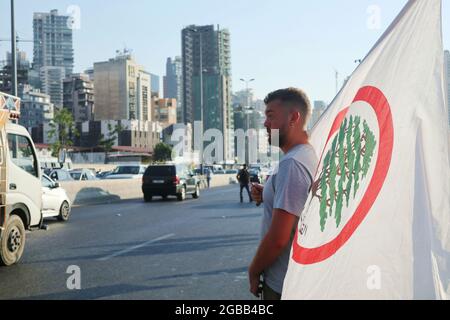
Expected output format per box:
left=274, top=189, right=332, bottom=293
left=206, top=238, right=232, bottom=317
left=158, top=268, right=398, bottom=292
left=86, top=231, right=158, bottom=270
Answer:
left=237, top=164, right=253, bottom=203
left=249, top=88, right=318, bottom=300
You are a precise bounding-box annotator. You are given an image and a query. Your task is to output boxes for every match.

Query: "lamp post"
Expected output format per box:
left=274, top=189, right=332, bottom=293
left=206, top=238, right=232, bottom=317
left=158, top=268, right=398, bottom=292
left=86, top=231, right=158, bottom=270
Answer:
left=10, top=0, right=17, bottom=97
left=240, top=78, right=255, bottom=165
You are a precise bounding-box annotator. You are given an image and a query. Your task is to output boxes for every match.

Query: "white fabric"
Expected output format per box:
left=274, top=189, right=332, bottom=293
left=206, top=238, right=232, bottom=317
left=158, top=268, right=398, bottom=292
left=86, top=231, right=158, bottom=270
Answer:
left=282, top=0, right=450, bottom=300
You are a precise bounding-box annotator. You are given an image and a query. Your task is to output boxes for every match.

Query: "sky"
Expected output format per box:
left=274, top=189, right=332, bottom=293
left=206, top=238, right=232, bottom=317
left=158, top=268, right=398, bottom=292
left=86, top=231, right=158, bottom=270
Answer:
left=1, top=0, right=449, bottom=104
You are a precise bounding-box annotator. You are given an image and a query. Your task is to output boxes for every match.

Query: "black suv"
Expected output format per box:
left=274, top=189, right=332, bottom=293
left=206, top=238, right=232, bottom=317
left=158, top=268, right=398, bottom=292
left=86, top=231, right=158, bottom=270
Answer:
left=142, top=164, right=200, bottom=202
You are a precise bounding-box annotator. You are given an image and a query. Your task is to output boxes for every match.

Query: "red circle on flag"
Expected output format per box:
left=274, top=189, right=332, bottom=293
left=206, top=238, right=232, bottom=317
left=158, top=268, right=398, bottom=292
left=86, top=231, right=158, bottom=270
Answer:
left=292, top=86, right=394, bottom=265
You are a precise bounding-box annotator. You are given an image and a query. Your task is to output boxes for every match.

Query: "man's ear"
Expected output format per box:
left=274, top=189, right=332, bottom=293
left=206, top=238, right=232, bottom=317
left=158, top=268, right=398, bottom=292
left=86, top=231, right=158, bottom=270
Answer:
left=289, top=110, right=301, bottom=126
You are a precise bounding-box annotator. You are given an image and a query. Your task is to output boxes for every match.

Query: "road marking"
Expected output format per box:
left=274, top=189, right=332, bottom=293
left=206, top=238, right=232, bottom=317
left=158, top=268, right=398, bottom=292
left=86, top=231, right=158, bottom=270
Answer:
left=97, top=233, right=175, bottom=261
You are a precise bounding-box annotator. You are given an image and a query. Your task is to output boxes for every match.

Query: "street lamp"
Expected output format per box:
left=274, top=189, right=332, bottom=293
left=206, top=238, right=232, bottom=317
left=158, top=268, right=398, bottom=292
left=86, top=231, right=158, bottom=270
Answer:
left=240, top=78, right=255, bottom=165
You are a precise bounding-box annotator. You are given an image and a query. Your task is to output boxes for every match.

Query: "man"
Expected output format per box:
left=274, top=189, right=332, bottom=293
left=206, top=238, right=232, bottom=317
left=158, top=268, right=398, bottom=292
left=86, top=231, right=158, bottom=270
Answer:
left=249, top=88, right=318, bottom=300
left=237, top=164, right=253, bottom=203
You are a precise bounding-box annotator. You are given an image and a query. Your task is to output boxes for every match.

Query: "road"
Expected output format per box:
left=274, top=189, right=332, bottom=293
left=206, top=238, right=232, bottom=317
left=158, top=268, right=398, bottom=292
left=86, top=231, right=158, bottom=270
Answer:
left=0, top=185, right=262, bottom=300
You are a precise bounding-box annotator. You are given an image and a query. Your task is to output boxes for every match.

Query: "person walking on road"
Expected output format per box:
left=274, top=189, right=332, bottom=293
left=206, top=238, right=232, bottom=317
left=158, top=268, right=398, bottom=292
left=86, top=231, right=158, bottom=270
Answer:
left=248, top=88, right=318, bottom=300
left=237, top=165, right=253, bottom=203
left=205, top=168, right=212, bottom=188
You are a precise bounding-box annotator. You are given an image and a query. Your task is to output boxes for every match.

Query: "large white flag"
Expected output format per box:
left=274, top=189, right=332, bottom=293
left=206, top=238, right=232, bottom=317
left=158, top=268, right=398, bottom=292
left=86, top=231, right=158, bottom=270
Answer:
left=283, top=0, right=450, bottom=300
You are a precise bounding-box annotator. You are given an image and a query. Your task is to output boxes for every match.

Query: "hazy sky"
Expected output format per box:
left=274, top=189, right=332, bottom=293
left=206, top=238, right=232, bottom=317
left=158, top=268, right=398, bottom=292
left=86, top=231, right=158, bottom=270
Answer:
left=1, top=0, right=449, bottom=104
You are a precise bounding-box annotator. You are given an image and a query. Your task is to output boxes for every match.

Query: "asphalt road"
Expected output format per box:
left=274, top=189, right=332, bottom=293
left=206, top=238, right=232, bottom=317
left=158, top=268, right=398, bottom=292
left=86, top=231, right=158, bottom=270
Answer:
left=0, top=185, right=262, bottom=300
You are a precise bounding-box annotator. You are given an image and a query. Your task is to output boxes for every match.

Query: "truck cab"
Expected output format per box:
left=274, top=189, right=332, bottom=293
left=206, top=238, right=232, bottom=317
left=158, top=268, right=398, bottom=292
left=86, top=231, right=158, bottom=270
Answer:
left=0, top=92, right=42, bottom=266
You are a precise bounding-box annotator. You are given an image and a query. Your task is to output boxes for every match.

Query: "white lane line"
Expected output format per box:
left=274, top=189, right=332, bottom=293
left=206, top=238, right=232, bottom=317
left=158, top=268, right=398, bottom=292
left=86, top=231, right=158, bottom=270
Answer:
left=97, top=233, right=175, bottom=261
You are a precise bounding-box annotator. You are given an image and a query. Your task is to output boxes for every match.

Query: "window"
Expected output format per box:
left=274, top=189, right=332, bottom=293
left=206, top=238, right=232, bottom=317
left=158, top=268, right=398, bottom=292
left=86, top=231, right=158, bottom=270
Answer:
left=41, top=175, right=53, bottom=188
left=7, top=134, right=38, bottom=177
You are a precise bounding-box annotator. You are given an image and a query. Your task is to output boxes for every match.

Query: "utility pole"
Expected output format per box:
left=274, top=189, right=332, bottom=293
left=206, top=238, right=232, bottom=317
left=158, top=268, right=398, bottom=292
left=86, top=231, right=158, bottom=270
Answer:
left=240, top=78, right=255, bottom=165
left=10, top=0, right=17, bottom=97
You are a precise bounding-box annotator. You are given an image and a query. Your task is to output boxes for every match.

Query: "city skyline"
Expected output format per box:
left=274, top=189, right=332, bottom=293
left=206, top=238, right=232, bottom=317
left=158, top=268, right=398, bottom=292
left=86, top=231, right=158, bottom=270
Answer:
left=1, top=0, right=449, bottom=104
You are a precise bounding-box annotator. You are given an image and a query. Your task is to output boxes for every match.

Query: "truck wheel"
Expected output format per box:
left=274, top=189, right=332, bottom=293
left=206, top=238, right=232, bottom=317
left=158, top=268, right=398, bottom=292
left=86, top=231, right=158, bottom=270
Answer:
left=177, top=186, right=186, bottom=201
left=57, top=201, right=71, bottom=221
left=192, top=184, right=200, bottom=199
left=0, top=215, right=26, bottom=266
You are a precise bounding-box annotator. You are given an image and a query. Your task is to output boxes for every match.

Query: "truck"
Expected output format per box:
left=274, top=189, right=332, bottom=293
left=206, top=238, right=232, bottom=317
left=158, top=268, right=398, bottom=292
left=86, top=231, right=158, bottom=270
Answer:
left=0, top=92, right=42, bottom=266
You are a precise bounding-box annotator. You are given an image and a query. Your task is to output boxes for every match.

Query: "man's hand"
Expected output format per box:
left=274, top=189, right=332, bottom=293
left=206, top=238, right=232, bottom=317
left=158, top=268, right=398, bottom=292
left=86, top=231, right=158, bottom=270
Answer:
left=248, top=268, right=261, bottom=298
left=251, top=183, right=264, bottom=206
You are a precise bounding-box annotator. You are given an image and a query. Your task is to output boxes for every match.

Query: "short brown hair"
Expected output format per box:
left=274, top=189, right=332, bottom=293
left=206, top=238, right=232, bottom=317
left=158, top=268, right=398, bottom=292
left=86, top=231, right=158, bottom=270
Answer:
left=264, top=87, right=312, bottom=128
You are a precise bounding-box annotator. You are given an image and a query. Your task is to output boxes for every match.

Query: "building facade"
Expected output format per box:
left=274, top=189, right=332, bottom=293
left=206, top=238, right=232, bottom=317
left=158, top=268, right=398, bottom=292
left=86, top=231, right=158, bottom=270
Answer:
left=309, top=100, right=327, bottom=131
left=39, top=66, right=65, bottom=108
left=19, top=87, right=55, bottom=144
left=181, top=24, right=234, bottom=161
left=63, top=73, right=95, bottom=122
left=33, top=10, right=74, bottom=76
left=93, top=53, right=151, bottom=122
left=164, top=56, right=183, bottom=123
left=151, top=98, right=177, bottom=128
left=0, top=51, right=30, bottom=95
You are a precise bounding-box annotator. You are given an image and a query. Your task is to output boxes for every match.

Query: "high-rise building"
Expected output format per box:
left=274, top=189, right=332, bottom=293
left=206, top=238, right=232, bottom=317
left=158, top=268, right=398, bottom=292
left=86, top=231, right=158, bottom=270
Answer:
left=181, top=24, right=234, bottom=162
left=164, top=57, right=183, bottom=123
left=93, top=53, right=151, bottom=121
left=444, top=50, right=450, bottom=126
left=33, top=10, right=74, bottom=76
left=19, top=86, right=55, bottom=144
left=150, top=73, right=160, bottom=97
left=309, top=100, right=327, bottom=131
left=63, top=73, right=95, bottom=122
left=0, top=51, right=30, bottom=94
left=33, top=9, right=74, bottom=109
left=39, top=66, right=65, bottom=108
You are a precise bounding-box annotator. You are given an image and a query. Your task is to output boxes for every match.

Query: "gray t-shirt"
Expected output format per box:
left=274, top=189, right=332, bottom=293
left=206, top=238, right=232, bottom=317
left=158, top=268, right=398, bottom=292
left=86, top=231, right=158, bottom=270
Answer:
left=261, top=143, right=318, bottom=294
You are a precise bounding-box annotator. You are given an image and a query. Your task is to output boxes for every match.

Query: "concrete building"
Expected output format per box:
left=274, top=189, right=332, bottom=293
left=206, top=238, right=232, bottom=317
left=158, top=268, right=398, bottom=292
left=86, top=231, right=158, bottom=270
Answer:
left=63, top=73, right=94, bottom=122
left=0, top=51, right=30, bottom=94
left=93, top=53, right=151, bottom=122
left=151, top=98, right=177, bottom=128
left=19, top=86, right=55, bottom=144
left=75, top=120, right=162, bottom=152
left=39, top=66, right=65, bottom=108
left=164, top=56, right=183, bottom=123
left=309, top=100, right=327, bottom=131
left=182, top=24, right=234, bottom=161
left=33, top=10, right=74, bottom=76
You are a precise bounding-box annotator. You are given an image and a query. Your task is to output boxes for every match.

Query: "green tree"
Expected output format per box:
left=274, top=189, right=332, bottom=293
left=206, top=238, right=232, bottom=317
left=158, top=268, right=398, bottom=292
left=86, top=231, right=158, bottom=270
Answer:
left=98, top=123, right=124, bottom=164
left=153, top=142, right=173, bottom=162
left=316, top=115, right=377, bottom=232
left=47, top=108, right=79, bottom=159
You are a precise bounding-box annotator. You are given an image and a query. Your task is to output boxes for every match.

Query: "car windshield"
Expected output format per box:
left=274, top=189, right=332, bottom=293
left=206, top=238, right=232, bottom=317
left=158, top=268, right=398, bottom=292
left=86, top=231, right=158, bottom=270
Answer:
left=113, top=166, right=140, bottom=174
left=146, top=166, right=175, bottom=176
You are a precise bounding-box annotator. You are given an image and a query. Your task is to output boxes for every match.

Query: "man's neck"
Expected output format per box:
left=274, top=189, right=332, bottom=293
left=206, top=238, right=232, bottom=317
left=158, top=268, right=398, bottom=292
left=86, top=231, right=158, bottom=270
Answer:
left=281, top=130, right=309, bottom=154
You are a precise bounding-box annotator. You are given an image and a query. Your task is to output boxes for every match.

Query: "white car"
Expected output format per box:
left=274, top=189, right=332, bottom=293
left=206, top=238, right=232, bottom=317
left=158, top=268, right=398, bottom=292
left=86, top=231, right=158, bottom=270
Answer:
left=104, top=165, right=147, bottom=180
left=41, top=174, right=72, bottom=221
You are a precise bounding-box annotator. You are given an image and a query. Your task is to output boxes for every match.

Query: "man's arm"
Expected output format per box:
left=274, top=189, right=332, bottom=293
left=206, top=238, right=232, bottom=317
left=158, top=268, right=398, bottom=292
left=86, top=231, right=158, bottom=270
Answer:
left=248, top=209, right=299, bottom=296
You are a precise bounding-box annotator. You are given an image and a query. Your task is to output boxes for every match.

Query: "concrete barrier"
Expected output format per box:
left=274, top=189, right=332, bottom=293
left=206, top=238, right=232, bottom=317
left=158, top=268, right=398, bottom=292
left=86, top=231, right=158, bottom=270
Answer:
left=60, top=174, right=237, bottom=206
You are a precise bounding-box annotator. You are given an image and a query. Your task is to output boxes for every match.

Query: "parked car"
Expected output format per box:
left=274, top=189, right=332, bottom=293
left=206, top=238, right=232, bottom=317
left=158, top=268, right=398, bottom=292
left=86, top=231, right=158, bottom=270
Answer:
left=48, top=169, right=74, bottom=181
left=69, top=169, right=98, bottom=181
left=249, top=169, right=262, bottom=184
left=41, top=174, right=71, bottom=221
left=104, top=165, right=147, bottom=180
left=225, top=169, right=238, bottom=174
left=96, top=170, right=112, bottom=179
left=142, top=164, right=200, bottom=202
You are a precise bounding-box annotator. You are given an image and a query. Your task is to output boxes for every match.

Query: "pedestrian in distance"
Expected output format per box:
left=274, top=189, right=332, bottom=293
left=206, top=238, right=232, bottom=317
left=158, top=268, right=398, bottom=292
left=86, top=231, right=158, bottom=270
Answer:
left=249, top=88, right=318, bottom=300
left=237, top=164, right=253, bottom=203
left=206, top=168, right=212, bottom=188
